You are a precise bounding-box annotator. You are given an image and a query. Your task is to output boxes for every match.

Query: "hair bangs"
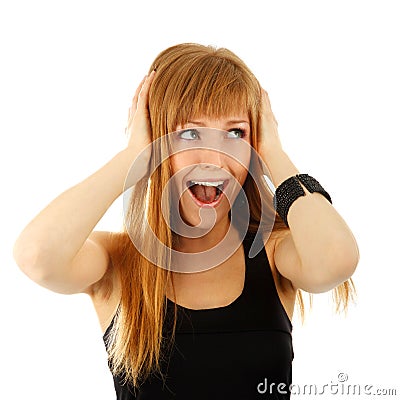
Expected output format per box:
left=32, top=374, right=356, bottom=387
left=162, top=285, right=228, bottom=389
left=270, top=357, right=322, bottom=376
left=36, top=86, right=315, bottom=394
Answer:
left=168, top=57, right=259, bottom=131
left=176, top=82, right=252, bottom=127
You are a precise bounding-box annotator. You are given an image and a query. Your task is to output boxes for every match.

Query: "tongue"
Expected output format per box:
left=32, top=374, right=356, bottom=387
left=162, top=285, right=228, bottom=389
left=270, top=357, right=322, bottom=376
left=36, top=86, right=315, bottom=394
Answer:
left=190, top=184, right=217, bottom=203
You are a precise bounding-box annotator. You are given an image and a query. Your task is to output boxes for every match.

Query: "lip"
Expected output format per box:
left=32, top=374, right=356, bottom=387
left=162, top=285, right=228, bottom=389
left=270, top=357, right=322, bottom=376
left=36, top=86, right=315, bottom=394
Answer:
left=186, top=177, right=230, bottom=183
left=186, top=179, right=230, bottom=208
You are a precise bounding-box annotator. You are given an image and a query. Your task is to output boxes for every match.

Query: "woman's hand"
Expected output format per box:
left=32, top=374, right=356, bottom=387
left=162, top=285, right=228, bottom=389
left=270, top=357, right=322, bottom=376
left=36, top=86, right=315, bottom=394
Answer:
left=124, top=70, right=156, bottom=181
left=126, top=71, right=155, bottom=150
left=257, top=88, right=283, bottom=157
left=257, top=88, right=298, bottom=188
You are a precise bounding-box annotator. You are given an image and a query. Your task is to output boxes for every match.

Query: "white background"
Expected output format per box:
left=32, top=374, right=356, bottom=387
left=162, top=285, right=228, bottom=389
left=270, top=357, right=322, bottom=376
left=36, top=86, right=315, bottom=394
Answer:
left=1, top=1, right=399, bottom=399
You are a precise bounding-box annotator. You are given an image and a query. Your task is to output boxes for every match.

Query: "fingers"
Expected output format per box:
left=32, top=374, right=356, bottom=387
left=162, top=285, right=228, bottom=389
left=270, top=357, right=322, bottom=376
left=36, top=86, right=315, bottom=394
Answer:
left=137, top=70, right=156, bottom=111
left=129, top=75, right=147, bottom=118
left=261, top=88, right=271, bottom=111
left=261, top=88, right=277, bottom=125
left=125, top=71, right=156, bottom=138
left=128, top=71, right=156, bottom=120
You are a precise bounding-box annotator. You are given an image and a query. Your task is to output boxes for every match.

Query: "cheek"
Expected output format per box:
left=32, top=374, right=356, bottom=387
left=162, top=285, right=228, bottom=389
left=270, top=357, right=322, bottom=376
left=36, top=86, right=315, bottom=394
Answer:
left=169, top=152, right=195, bottom=175
left=233, top=147, right=251, bottom=184
left=237, top=165, right=250, bottom=186
left=169, top=154, right=194, bottom=200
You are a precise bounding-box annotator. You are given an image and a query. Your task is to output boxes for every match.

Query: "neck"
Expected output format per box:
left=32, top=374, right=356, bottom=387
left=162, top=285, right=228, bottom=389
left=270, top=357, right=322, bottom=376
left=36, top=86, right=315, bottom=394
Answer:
left=173, top=216, right=233, bottom=253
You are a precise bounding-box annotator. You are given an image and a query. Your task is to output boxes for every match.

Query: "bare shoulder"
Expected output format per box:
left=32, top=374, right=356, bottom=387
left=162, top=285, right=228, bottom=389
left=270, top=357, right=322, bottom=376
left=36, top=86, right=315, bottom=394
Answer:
left=263, top=230, right=297, bottom=320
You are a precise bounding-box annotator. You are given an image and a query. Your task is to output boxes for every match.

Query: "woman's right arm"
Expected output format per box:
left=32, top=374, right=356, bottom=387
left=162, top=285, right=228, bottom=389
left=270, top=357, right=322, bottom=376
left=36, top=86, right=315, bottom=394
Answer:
left=13, top=71, right=155, bottom=295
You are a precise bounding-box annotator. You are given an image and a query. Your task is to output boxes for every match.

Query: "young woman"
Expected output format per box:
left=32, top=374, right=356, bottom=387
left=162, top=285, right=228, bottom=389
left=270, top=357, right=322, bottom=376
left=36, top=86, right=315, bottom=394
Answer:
left=13, top=43, right=359, bottom=399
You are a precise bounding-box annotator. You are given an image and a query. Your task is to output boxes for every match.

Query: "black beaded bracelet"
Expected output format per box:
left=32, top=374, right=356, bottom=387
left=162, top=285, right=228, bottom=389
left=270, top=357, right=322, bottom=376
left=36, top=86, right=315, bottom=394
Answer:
left=296, top=174, right=332, bottom=204
left=273, top=174, right=332, bottom=228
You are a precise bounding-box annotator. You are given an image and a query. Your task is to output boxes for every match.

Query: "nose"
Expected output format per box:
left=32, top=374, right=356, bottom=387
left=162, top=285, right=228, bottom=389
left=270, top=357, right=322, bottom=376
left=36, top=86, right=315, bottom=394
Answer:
left=197, top=147, right=226, bottom=169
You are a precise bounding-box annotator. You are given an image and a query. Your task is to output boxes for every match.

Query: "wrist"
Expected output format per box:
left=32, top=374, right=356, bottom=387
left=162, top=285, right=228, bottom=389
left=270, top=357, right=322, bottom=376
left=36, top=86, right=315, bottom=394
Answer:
left=124, top=145, right=151, bottom=184
left=258, top=146, right=299, bottom=188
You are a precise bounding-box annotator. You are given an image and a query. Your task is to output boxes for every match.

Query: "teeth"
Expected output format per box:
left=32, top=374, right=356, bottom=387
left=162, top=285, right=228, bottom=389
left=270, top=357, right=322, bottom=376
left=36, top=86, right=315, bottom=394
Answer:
left=190, top=180, right=224, bottom=187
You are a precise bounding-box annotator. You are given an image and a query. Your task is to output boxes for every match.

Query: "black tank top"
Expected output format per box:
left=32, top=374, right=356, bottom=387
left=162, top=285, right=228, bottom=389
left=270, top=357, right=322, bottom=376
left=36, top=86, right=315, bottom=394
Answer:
left=103, top=231, right=294, bottom=399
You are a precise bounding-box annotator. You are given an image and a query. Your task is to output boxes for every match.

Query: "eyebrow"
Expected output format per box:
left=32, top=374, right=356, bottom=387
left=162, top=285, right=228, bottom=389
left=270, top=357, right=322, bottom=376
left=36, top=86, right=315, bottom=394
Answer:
left=186, top=119, right=250, bottom=125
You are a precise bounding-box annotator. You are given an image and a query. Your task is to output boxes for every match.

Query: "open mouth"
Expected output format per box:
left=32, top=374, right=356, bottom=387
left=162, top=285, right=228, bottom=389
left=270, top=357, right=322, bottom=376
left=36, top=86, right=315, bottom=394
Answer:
left=186, top=179, right=229, bottom=205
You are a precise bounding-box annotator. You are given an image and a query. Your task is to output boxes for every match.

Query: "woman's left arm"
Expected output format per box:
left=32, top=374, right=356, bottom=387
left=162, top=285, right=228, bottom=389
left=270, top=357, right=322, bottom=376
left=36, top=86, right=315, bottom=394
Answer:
left=258, top=90, right=360, bottom=293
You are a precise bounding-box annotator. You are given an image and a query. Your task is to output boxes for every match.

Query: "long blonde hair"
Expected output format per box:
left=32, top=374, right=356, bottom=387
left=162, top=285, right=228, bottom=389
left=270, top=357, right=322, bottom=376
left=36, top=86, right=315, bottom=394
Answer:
left=101, top=43, right=356, bottom=388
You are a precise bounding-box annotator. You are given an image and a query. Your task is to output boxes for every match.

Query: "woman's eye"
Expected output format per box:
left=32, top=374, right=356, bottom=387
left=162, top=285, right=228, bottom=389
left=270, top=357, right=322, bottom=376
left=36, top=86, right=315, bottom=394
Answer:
left=178, top=129, right=200, bottom=140
left=226, top=128, right=245, bottom=139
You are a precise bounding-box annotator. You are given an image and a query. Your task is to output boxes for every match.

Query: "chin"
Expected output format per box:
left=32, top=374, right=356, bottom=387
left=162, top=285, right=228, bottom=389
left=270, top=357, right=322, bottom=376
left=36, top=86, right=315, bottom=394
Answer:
left=178, top=196, right=230, bottom=233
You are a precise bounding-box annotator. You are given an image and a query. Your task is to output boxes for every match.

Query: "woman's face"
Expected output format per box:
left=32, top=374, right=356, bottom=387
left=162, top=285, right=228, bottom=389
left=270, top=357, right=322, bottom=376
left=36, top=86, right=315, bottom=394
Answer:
left=169, top=114, right=252, bottom=232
